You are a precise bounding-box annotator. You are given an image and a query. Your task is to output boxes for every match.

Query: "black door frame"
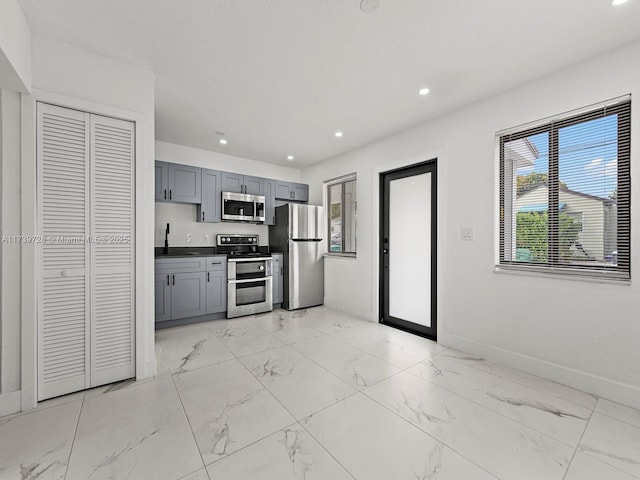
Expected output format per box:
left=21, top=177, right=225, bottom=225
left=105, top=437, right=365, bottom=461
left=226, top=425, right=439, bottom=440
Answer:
left=379, top=159, right=437, bottom=340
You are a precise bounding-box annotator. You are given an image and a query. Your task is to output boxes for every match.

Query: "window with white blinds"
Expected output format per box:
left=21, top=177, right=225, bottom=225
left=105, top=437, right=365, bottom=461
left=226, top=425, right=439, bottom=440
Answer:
left=325, top=173, right=357, bottom=256
left=498, top=97, right=631, bottom=280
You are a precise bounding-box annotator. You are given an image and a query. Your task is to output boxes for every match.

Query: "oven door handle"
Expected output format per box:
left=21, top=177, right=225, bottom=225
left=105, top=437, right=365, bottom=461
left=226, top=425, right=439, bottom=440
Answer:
left=227, top=257, right=273, bottom=262
left=228, top=276, right=272, bottom=284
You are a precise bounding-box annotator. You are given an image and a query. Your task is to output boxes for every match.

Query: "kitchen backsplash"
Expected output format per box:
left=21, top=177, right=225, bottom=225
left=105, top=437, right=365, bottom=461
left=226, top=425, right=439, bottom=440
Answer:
left=155, top=202, right=269, bottom=247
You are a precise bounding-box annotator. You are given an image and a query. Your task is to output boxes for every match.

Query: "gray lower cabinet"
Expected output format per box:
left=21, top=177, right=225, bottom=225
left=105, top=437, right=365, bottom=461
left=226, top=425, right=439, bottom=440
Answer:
left=272, top=253, right=283, bottom=304
left=154, top=273, right=171, bottom=322
left=275, top=181, right=309, bottom=202
left=155, top=256, right=226, bottom=324
left=198, top=168, right=222, bottom=223
left=206, top=256, right=227, bottom=314
left=171, top=272, right=207, bottom=320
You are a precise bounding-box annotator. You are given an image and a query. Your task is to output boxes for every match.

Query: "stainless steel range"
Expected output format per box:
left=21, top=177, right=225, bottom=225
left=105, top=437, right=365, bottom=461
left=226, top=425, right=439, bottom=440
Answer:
left=217, top=234, right=273, bottom=318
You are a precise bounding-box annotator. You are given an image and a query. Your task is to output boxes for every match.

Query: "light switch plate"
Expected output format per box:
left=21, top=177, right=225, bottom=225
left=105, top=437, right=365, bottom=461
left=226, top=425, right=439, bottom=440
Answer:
left=186, top=233, right=192, bottom=243
left=461, top=227, right=474, bottom=241
left=203, top=234, right=209, bottom=243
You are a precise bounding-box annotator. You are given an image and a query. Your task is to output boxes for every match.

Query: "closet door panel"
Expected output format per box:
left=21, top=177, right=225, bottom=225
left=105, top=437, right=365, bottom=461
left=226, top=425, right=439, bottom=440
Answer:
left=90, top=115, right=135, bottom=387
left=37, top=103, right=91, bottom=400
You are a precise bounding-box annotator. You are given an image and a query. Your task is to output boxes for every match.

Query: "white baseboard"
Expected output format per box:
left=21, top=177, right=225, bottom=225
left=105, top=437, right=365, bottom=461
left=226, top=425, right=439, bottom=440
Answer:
left=323, top=301, right=375, bottom=323
left=440, top=332, right=640, bottom=411
left=0, top=390, right=22, bottom=417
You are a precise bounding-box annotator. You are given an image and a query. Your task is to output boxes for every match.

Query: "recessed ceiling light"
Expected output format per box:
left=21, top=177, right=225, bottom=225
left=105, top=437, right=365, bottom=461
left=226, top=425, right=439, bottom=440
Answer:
left=360, top=0, right=380, bottom=13
left=418, top=87, right=430, bottom=96
left=612, top=0, right=629, bottom=5
left=287, top=155, right=294, bottom=161
left=335, top=131, right=343, bottom=138
left=219, top=139, right=227, bottom=145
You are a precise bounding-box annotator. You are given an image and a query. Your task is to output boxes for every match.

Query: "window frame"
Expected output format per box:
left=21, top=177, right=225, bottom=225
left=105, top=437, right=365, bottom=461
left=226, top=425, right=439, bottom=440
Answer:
left=325, top=173, right=357, bottom=257
left=497, top=98, right=631, bottom=281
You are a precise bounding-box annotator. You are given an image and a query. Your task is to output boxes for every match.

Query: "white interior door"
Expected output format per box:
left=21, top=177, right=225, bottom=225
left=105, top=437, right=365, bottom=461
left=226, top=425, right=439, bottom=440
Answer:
left=388, top=173, right=431, bottom=327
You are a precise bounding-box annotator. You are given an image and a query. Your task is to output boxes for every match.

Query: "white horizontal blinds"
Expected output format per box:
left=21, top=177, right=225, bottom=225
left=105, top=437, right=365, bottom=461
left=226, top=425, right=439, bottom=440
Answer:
left=90, top=115, right=135, bottom=387
left=37, top=103, right=91, bottom=400
left=325, top=173, right=357, bottom=254
left=499, top=98, right=631, bottom=280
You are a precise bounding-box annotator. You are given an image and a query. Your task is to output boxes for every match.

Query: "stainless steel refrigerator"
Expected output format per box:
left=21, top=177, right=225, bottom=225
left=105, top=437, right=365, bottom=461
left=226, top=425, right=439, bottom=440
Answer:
left=269, top=203, right=324, bottom=310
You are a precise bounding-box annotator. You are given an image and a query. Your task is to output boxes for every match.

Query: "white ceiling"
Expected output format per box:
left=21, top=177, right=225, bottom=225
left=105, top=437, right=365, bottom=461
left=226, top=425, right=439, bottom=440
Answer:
left=18, top=0, right=640, bottom=167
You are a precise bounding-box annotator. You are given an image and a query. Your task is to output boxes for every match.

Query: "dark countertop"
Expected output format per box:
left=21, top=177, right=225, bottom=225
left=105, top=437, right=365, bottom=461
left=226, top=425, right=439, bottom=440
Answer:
left=154, top=247, right=221, bottom=258
left=155, top=246, right=283, bottom=258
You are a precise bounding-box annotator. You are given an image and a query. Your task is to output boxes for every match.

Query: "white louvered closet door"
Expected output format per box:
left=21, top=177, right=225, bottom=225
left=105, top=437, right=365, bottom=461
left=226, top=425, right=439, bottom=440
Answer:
left=90, top=115, right=135, bottom=387
left=38, top=104, right=91, bottom=400
left=37, top=103, right=135, bottom=400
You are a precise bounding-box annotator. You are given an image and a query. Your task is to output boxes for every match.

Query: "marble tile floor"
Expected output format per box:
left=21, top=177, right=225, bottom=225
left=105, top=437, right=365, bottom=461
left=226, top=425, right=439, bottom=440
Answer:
left=2, top=306, right=640, bottom=479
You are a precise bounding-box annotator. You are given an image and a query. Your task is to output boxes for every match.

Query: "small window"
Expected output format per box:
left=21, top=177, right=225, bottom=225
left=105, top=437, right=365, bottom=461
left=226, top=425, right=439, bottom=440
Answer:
left=498, top=97, right=630, bottom=280
left=325, top=173, right=357, bottom=256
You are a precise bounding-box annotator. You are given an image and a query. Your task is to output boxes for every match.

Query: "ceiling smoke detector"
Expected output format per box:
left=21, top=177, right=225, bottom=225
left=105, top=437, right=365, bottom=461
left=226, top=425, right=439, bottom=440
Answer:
left=360, top=0, right=380, bottom=14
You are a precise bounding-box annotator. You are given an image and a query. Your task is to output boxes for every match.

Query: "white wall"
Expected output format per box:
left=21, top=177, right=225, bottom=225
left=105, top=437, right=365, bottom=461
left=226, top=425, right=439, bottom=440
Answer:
left=0, top=89, right=24, bottom=415
left=0, top=0, right=31, bottom=92
left=302, top=40, right=640, bottom=409
left=0, top=35, right=156, bottom=415
left=155, top=141, right=302, bottom=247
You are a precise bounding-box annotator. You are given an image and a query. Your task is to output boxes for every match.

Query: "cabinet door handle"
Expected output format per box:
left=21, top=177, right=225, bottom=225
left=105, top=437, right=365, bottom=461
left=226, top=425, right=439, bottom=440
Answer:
left=169, top=189, right=172, bottom=200
left=166, top=274, right=170, bottom=286
left=202, top=211, right=205, bottom=221
left=207, top=272, right=210, bottom=282
left=164, top=189, right=167, bottom=200
left=172, top=274, right=175, bottom=286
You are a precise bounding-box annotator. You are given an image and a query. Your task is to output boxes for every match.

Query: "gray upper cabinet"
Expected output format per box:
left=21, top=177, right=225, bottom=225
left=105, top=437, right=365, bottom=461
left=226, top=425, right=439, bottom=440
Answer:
left=222, top=171, right=264, bottom=195
left=169, top=163, right=202, bottom=203
left=155, top=161, right=169, bottom=201
left=264, top=178, right=276, bottom=226
left=198, top=168, right=222, bottom=223
left=275, top=181, right=309, bottom=202
left=156, top=161, right=202, bottom=203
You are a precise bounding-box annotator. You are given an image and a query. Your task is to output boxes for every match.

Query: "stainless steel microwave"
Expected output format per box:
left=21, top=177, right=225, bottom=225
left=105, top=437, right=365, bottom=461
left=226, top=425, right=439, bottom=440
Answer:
left=222, top=191, right=266, bottom=222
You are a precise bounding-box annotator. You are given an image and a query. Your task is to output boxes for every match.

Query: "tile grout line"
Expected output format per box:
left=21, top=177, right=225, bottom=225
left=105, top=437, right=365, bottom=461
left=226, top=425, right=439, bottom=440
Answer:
left=198, top=316, right=303, bottom=469
left=62, top=395, right=85, bottom=480
left=399, top=359, right=586, bottom=450
left=203, top=311, right=359, bottom=478
left=357, top=388, right=501, bottom=480
left=161, top=340, right=212, bottom=480
left=296, top=418, right=358, bottom=480
left=561, top=397, right=599, bottom=480
left=433, top=349, right=599, bottom=411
